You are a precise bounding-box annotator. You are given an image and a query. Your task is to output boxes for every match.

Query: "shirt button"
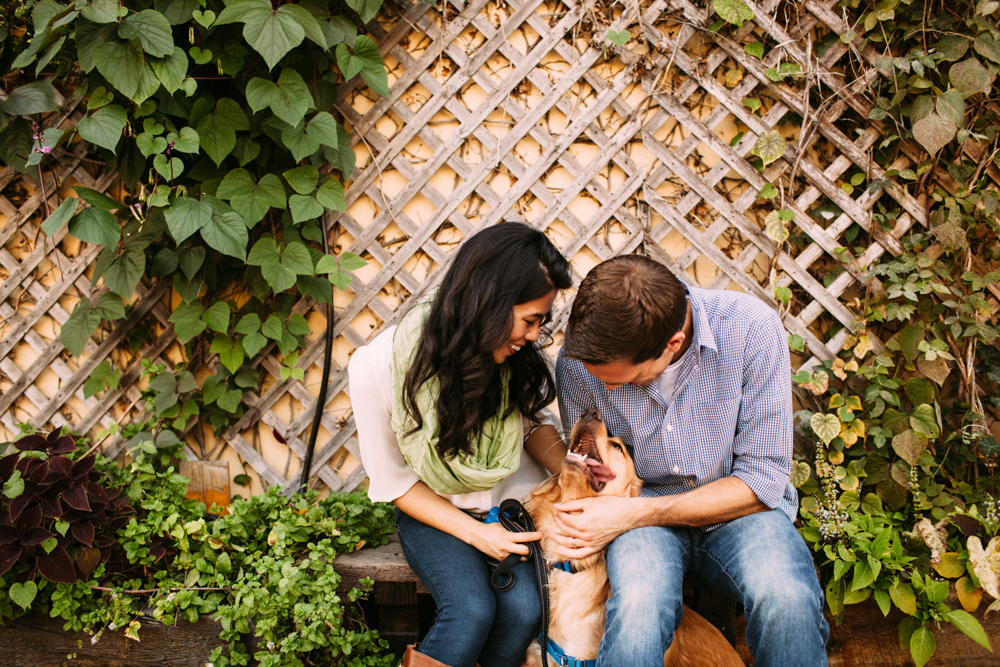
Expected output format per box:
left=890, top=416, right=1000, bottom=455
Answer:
left=688, top=480, right=696, bottom=487
left=666, top=423, right=673, bottom=432
left=672, top=465, right=679, bottom=473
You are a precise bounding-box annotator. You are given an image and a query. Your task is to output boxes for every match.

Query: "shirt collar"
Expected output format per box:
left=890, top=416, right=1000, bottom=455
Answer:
left=676, top=278, right=717, bottom=359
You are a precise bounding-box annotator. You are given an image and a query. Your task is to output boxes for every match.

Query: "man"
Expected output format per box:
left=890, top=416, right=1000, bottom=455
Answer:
left=552, top=255, right=828, bottom=666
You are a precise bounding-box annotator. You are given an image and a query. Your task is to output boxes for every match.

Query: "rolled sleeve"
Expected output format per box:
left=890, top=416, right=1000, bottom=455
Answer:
left=556, top=352, right=597, bottom=439
left=730, top=312, right=795, bottom=516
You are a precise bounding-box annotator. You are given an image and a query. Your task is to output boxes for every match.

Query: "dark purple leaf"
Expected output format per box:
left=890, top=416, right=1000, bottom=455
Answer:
left=0, top=526, right=18, bottom=544
left=42, top=456, right=73, bottom=484
left=71, top=521, right=95, bottom=547
left=14, top=435, right=48, bottom=452
left=36, top=545, right=77, bottom=583
left=149, top=544, right=166, bottom=561
left=108, top=517, right=131, bottom=532
left=8, top=494, right=31, bottom=523
left=76, top=546, right=101, bottom=577
left=49, top=435, right=76, bottom=454
left=14, top=505, right=42, bottom=531
left=23, top=526, right=56, bottom=546
left=94, top=536, right=116, bottom=548
left=0, top=453, right=17, bottom=479
left=27, top=460, right=50, bottom=484
left=46, top=430, right=60, bottom=443
left=39, top=496, right=63, bottom=519
left=105, top=486, right=121, bottom=500
left=71, top=455, right=96, bottom=480
left=62, top=484, right=91, bottom=512
left=86, top=483, right=109, bottom=506
left=951, top=514, right=985, bottom=538
left=0, top=545, right=21, bottom=575
left=273, top=428, right=287, bottom=444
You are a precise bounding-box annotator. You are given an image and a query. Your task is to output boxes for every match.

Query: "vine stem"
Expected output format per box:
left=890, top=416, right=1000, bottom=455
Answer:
left=89, top=585, right=234, bottom=594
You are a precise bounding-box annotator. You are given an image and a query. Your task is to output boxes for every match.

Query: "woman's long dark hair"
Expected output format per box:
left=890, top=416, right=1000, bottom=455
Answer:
left=402, top=222, right=572, bottom=460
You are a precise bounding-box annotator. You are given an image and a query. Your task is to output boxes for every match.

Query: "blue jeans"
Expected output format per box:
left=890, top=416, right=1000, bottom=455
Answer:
left=395, top=509, right=541, bottom=667
left=599, top=510, right=828, bottom=667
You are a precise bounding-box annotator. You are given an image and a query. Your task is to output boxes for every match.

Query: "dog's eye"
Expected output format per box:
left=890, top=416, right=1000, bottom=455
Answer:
left=610, top=441, right=623, bottom=452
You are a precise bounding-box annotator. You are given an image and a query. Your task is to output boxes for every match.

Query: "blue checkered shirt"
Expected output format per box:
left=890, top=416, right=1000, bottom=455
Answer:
left=556, top=283, right=797, bottom=529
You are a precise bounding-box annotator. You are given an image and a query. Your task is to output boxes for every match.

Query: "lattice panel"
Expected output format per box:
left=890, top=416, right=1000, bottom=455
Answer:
left=1, top=0, right=996, bottom=496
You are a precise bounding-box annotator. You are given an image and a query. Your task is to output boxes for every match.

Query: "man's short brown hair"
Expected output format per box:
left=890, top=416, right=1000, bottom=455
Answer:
left=563, top=255, right=687, bottom=365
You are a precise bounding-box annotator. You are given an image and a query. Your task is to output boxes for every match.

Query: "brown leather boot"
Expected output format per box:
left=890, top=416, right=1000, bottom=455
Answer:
left=400, top=644, right=452, bottom=667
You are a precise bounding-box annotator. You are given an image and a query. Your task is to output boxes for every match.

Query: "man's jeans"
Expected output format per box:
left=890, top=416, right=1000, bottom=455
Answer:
left=395, top=509, right=541, bottom=667
left=599, top=509, right=829, bottom=667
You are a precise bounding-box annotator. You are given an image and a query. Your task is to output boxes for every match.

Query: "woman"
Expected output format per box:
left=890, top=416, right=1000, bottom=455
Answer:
left=349, top=222, right=572, bottom=667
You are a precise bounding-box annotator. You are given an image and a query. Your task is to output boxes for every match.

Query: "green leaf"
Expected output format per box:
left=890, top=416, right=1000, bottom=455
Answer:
left=54, top=519, right=71, bottom=536
left=217, top=387, right=243, bottom=413
left=3, top=469, right=24, bottom=499
left=744, top=41, right=764, bottom=59
left=811, top=413, right=840, bottom=445
left=912, top=113, right=956, bottom=155
left=606, top=30, right=630, bottom=46
left=889, top=581, right=917, bottom=615
left=360, top=67, right=390, bottom=98
left=202, top=212, right=248, bottom=260
left=119, top=9, right=174, bottom=58
left=283, top=165, right=319, bottom=194
left=197, top=99, right=249, bottom=166
left=281, top=123, right=321, bottom=161
left=41, top=197, right=80, bottom=236
left=909, top=625, right=936, bottom=667
left=103, top=248, right=145, bottom=297
left=170, top=302, right=207, bottom=343
left=262, top=313, right=283, bottom=340
left=910, top=403, right=940, bottom=438
left=95, top=39, right=145, bottom=100
left=137, top=133, right=168, bottom=157
left=211, top=335, right=245, bottom=374
left=73, top=186, right=124, bottom=210
left=62, top=300, right=101, bottom=356
left=178, top=246, right=205, bottom=281
left=242, top=331, right=267, bottom=357
left=166, top=197, right=213, bottom=243
left=892, top=429, right=928, bottom=466
left=873, top=588, right=891, bottom=616
left=714, top=0, right=754, bottom=27
left=950, top=58, right=994, bottom=97
left=307, top=112, right=340, bottom=149
left=282, top=242, right=314, bottom=275
left=201, top=301, right=231, bottom=333
left=232, top=137, right=260, bottom=166
left=235, top=313, right=261, bottom=334
left=220, top=0, right=313, bottom=70
left=289, top=194, right=324, bottom=223
left=150, top=46, right=189, bottom=94
left=936, top=89, right=965, bottom=127
left=944, top=609, right=992, bottom=651
left=338, top=251, right=366, bottom=272
left=92, top=292, right=126, bottom=320
left=752, top=130, right=785, bottom=167
left=153, top=154, right=185, bottom=180
left=169, top=127, right=200, bottom=154
left=851, top=558, right=875, bottom=591
left=0, top=80, right=59, bottom=116
left=764, top=210, right=789, bottom=243
left=81, top=0, right=118, bottom=23
left=253, top=68, right=314, bottom=126
left=68, top=207, right=120, bottom=248
left=77, top=104, right=127, bottom=152
left=9, top=582, right=37, bottom=610
left=346, top=0, right=383, bottom=24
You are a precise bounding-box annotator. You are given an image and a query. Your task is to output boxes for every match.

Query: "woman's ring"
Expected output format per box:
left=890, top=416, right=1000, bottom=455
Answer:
left=571, top=537, right=578, bottom=548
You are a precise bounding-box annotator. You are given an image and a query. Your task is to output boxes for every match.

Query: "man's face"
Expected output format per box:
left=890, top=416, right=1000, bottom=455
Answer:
left=581, top=331, right=686, bottom=391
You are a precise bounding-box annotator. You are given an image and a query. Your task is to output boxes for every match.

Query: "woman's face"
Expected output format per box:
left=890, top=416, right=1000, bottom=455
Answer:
left=492, top=289, right=557, bottom=364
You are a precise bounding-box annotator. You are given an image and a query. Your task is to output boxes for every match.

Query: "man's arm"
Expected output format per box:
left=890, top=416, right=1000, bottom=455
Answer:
left=551, top=311, right=789, bottom=558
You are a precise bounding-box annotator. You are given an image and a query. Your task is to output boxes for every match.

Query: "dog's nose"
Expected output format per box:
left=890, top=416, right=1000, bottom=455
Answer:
left=580, top=408, right=603, bottom=423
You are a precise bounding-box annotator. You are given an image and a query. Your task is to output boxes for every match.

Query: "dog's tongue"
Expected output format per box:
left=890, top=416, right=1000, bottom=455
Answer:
left=584, top=458, right=615, bottom=483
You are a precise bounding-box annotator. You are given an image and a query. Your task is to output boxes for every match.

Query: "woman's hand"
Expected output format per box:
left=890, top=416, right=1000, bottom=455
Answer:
left=470, top=523, right=543, bottom=562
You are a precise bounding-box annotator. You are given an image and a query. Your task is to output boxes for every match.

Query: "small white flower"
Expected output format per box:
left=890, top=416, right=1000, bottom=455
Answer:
left=267, top=641, right=275, bottom=650
left=166, top=593, right=175, bottom=602
left=90, top=635, right=99, bottom=645
left=206, top=663, right=214, bottom=667
left=108, top=622, right=116, bottom=631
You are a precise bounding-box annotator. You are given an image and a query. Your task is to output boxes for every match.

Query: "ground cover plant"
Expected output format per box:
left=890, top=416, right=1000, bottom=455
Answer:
left=1, top=430, right=398, bottom=667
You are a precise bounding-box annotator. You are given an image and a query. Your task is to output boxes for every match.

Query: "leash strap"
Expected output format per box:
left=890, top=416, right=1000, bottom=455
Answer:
left=489, top=498, right=550, bottom=667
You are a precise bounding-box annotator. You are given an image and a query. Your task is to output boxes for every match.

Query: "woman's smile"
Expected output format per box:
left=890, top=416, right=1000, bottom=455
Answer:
left=493, top=290, right=557, bottom=364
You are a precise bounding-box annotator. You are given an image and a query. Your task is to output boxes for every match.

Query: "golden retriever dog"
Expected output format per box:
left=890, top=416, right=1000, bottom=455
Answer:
left=522, top=409, right=743, bottom=667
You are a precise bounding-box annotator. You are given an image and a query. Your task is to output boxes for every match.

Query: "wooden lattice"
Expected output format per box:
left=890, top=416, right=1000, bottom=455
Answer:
left=2, top=0, right=997, bottom=496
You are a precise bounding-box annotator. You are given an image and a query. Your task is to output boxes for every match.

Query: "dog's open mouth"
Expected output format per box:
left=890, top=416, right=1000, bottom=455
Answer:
left=566, top=429, right=616, bottom=492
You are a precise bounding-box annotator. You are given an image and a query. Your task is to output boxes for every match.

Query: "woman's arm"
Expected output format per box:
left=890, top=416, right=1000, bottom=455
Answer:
left=392, top=481, right=543, bottom=561
left=524, top=423, right=567, bottom=474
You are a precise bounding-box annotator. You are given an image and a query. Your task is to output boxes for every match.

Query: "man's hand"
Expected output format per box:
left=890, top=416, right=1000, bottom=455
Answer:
left=549, top=496, right=642, bottom=559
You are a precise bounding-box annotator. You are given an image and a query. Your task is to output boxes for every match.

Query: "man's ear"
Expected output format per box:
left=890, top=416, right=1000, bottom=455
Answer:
left=666, top=331, right=686, bottom=352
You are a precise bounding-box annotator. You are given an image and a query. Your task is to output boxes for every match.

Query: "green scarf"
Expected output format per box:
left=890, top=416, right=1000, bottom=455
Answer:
left=390, top=294, right=522, bottom=495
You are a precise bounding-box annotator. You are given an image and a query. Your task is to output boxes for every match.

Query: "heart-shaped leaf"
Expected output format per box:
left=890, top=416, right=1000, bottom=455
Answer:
left=193, top=9, right=216, bottom=27
left=811, top=413, right=841, bottom=445
left=606, top=30, right=630, bottom=46
left=752, top=130, right=786, bottom=167
left=136, top=133, right=168, bottom=157
left=190, top=46, right=214, bottom=65
left=153, top=154, right=185, bottom=180
left=9, top=581, right=37, bottom=610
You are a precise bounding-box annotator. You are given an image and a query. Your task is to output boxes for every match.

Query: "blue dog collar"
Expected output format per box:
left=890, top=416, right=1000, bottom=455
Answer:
left=539, top=633, right=596, bottom=667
